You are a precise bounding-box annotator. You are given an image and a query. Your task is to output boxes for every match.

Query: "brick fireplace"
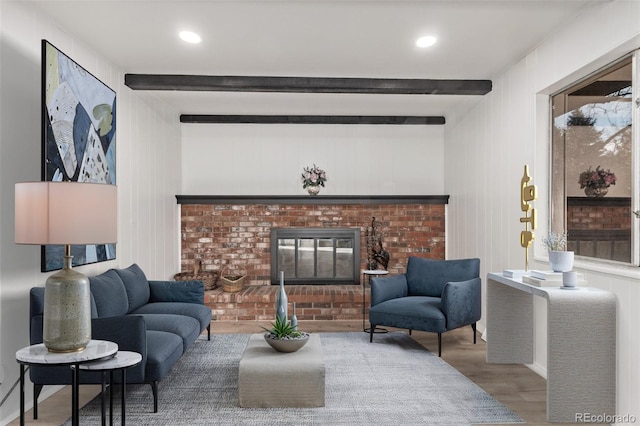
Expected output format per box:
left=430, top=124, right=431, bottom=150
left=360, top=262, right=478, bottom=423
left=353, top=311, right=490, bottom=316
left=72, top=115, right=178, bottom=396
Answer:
left=177, top=195, right=448, bottom=321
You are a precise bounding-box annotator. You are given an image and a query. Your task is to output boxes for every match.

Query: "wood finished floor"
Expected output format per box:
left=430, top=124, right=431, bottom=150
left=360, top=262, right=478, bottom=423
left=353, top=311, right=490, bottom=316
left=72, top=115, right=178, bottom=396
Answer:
left=10, top=320, right=590, bottom=426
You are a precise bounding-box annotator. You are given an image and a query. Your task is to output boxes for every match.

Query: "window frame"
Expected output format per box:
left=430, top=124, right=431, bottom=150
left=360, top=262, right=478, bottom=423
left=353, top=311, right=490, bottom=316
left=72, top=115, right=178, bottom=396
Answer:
left=549, top=53, right=639, bottom=267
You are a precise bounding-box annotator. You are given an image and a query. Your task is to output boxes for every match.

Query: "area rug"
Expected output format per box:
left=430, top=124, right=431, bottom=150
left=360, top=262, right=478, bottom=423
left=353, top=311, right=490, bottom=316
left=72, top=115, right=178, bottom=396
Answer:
left=66, top=332, right=523, bottom=425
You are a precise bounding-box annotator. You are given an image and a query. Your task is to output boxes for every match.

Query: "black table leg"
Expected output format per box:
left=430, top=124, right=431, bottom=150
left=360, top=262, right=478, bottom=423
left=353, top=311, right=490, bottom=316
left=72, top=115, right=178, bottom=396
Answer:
left=72, top=363, right=79, bottom=426
left=121, top=369, right=127, bottom=426
left=33, top=384, right=38, bottom=419
left=110, top=370, right=114, bottom=426
left=101, top=371, right=107, bottom=426
left=362, top=276, right=366, bottom=331
left=362, top=272, right=388, bottom=334
left=19, top=364, right=25, bottom=426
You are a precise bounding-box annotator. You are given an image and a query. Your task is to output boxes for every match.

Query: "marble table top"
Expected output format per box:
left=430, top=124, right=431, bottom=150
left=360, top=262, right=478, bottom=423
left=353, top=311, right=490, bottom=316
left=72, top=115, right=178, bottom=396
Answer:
left=16, top=340, right=118, bottom=365
left=362, top=270, right=389, bottom=275
left=78, top=351, right=142, bottom=371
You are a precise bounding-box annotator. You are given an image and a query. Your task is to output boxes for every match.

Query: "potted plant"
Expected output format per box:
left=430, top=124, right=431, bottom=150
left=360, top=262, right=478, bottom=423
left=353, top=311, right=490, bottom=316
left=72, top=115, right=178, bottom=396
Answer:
left=542, top=231, right=574, bottom=272
left=578, top=166, right=616, bottom=197
left=301, top=164, right=327, bottom=195
left=261, top=316, right=310, bottom=353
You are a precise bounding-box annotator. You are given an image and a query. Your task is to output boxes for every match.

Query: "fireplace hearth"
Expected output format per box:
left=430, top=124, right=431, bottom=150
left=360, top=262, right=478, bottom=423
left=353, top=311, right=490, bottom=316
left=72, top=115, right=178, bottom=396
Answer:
left=271, top=228, right=360, bottom=285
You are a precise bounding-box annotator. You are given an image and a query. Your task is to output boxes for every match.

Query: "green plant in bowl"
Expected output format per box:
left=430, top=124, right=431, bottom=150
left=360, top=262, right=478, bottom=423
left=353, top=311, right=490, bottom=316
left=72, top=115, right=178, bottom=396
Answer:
left=261, top=316, right=305, bottom=339
left=261, top=316, right=310, bottom=353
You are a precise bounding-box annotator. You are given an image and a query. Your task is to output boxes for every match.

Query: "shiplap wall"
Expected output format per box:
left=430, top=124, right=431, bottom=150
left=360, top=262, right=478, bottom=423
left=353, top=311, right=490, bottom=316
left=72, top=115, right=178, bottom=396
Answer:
left=0, top=2, right=181, bottom=422
left=181, top=124, right=445, bottom=195
left=445, top=0, right=640, bottom=421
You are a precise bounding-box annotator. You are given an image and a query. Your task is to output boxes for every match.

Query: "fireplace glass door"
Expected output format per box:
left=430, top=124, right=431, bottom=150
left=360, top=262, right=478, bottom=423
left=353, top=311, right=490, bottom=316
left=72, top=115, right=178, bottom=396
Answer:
left=271, top=228, right=360, bottom=285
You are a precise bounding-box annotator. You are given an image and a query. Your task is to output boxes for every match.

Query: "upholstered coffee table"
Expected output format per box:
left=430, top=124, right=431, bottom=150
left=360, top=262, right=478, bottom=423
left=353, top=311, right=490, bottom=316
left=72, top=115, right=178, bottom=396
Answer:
left=238, top=333, right=325, bottom=408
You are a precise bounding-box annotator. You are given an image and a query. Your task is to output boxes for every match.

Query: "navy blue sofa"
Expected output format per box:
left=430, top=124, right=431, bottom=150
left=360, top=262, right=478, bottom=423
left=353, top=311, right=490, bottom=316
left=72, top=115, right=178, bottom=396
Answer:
left=29, top=263, right=212, bottom=415
left=369, top=257, right=481, bottom=356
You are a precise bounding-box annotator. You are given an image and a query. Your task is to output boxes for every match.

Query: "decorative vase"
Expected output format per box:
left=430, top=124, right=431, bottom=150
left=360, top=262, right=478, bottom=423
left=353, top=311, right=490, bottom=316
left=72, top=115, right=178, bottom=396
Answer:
left=584, top=186, right=608, bottom=197
left=548, top=251, right=574, bottom=272
left=307, top=185, right=321, bottom=196
left=291, top=302, right=298, bottom=330
left=43, top=253, right=92, bottom=352
left=276, top=271, right=288, bottom=321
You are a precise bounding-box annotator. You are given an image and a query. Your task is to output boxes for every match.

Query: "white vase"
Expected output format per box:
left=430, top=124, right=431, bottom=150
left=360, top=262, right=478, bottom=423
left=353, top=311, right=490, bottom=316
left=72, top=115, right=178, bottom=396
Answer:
left=548, top=251, right=574, bottom=272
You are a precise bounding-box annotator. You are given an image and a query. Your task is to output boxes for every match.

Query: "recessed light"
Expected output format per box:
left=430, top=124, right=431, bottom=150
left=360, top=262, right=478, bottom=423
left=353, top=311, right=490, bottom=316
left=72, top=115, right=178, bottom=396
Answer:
left=179, top=31, right=202, bottom=44
left=416, top=35, right=437, bottom=48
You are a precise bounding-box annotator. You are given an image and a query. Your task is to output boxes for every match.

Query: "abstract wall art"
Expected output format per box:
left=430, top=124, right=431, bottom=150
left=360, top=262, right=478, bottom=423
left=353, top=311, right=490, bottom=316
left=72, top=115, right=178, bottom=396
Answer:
left=41, top=40, right=117, bottom=272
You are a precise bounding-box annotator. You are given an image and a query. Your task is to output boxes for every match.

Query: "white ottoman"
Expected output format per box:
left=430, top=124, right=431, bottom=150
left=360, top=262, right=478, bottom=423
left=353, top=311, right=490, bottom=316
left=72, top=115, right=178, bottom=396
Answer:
left=238, top=333, right=325, bottom=408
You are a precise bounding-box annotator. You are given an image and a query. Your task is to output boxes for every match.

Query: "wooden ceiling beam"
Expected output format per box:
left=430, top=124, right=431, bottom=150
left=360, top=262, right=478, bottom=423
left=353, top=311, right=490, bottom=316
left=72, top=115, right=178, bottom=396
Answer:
left=180, top=115, right=445, bottom=125
left=125, top=74, right=492, bottom=95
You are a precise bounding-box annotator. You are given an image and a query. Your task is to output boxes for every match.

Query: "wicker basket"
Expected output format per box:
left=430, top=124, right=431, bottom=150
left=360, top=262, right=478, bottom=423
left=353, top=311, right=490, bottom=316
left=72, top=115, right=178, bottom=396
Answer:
left=220, top=265, right=246, bottom=293
left=174, top=260, right=219, bottom=291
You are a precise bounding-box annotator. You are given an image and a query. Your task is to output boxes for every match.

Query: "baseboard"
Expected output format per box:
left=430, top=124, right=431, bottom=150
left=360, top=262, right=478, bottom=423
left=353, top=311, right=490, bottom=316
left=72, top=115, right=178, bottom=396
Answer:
left=478, top=322, right=487, bottom=342
left=526, top=361, right=547, bottom=380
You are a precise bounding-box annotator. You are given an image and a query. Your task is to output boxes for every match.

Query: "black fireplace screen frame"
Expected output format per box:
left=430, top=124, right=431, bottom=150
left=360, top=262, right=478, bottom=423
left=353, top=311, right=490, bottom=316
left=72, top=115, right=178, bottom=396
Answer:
left=270, top=228, right=361, bottom=285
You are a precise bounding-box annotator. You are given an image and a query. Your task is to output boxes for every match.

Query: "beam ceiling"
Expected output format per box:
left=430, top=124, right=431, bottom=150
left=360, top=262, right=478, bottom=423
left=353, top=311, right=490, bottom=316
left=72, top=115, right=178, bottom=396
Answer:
left=125, top=75, right=492, bottom=96
left=180, top=115, right=445, bottom=125
left=126, top=74, right=491, bottom=124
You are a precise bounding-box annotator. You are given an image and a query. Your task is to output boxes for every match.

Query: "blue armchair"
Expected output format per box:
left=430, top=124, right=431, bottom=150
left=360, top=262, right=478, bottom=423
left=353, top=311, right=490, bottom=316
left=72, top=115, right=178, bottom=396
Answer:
left=369, top=257, right=481, bottom=356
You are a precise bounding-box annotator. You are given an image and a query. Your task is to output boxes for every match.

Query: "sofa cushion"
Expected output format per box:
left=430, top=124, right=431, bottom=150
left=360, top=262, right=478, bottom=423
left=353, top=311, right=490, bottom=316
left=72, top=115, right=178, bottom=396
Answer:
left=369, top=296, right=446, bottom=333
left=131, top=302, right=212, bottom=332
left=149, top=280, right=204, bottom=304
left=115, top=264, right=151, bottom=312
left=89, top=269, right=129, bottom=317
left=406, top=257, right=480, bottom=297
left=144, top=330, right=185, bottom=382
left=132, top=313, right=201, bottom=353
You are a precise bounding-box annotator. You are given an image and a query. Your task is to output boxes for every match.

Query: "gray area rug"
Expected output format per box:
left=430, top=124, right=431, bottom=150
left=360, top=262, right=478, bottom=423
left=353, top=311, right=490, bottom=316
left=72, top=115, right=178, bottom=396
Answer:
left=66, top=332, right=523, bottom=425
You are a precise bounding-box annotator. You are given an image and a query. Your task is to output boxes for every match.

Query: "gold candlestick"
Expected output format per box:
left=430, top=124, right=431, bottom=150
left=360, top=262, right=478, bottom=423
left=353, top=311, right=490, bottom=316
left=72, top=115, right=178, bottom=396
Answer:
left=519, top=165, right=537, bottom=270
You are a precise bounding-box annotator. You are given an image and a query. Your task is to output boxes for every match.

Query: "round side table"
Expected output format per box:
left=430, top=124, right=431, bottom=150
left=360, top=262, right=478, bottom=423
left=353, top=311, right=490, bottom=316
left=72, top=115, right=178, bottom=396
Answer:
left=16, top=340, right=118, bottom=426
left=362, top=270, right=389, bottom=333
left=78, top=351, right=142, bottom=426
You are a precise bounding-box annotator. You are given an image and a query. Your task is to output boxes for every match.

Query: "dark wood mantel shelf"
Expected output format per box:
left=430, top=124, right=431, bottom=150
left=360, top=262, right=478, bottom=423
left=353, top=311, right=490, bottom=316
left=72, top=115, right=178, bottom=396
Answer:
left=175, top=195, right=449, bottom=205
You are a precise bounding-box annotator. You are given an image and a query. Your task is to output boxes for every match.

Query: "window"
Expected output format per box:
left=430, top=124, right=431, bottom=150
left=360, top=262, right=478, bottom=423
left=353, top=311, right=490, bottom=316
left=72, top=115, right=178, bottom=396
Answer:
left=551, top=55, right=638, bottom=265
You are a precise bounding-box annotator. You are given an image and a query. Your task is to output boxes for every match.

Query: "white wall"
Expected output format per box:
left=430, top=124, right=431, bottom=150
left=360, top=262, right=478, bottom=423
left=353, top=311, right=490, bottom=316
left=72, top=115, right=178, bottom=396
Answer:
left=445, top=0, right=640, bottom=421
left=0, top=2, right=181, bottom=423
left=182, top=124, right=444, bottom=195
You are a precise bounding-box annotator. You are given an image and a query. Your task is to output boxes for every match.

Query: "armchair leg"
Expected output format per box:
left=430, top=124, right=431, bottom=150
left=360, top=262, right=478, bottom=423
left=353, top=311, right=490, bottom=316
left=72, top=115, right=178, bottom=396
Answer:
left=207, top=324, right=211, bottom=341
left=437, top=333, right=442, bottom=357
left=369, top=325, right=376, bottom=342
left=408, top=329, right=412, bottom=335
left=471, top=323, right=477, bottom=344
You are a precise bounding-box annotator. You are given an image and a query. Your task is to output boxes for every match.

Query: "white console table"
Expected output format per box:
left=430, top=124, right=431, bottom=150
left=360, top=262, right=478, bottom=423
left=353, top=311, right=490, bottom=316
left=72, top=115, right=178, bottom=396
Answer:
left=486, top=273, right=616, bottom=423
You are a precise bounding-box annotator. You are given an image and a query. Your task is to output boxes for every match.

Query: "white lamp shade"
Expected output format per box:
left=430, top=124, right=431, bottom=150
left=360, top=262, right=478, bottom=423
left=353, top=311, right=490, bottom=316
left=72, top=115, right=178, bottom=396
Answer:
left=15, top=181, right=117, bottom=245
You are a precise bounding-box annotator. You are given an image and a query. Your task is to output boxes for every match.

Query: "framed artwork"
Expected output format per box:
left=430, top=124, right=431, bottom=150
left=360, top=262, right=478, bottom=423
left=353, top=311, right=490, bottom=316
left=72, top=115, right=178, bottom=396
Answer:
left=41, top=40, right=117, bottom=272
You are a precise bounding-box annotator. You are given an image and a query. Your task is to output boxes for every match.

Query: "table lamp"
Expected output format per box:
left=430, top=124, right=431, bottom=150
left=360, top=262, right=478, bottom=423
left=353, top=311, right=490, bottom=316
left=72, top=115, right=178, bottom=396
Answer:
left=15, top=181, right=117, bottom=352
